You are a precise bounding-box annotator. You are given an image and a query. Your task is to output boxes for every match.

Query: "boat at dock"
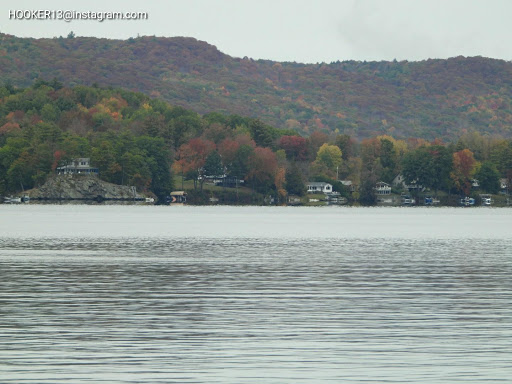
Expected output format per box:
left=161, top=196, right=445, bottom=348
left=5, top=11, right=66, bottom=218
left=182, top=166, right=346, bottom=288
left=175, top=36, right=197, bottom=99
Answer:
left=3, top=195, right=30, bottom=204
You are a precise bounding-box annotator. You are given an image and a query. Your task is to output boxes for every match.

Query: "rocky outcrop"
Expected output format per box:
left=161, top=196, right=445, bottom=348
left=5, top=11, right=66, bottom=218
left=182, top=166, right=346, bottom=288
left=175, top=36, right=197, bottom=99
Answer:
left=30, top=175, right=140, bottom=200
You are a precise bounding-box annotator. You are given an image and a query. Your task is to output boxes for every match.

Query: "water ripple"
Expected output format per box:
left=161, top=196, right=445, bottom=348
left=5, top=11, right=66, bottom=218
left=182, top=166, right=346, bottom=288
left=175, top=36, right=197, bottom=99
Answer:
left=0, top=210, right=511, bottom=383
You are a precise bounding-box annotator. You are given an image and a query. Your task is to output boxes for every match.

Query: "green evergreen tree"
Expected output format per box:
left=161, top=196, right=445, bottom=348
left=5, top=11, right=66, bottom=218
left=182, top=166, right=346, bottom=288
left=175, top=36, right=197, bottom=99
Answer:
left=475, top=162, right=501, bottom=194
left=285, top=165, right=305, bottom=196
left=203, top=151, right=223, bottom=177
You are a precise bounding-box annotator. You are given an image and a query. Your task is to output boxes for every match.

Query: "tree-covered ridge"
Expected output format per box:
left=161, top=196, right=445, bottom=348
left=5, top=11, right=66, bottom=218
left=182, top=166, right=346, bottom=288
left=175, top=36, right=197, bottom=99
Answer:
left=2, top=33, right=512, bottom=140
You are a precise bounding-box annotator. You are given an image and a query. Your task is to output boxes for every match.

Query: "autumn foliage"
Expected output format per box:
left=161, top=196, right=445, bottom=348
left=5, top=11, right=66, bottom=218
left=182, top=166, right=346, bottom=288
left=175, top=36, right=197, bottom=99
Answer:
left=1, top=81, right=511, bottom=204
left=3, top=34, right=512, bottom=140
left=278, top=135, right=308, bottom=161
left=451, top=149, right=477, bottom=195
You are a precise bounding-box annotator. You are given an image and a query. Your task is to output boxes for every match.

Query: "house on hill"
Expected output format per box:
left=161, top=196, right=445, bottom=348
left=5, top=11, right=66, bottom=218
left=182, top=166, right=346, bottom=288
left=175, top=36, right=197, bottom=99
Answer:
left=56, top=158, right=99, bottom=176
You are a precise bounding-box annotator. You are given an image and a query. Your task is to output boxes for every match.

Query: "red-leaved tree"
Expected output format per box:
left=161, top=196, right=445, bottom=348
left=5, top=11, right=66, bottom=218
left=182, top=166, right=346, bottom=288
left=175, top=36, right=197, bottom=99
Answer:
left=278, top=135, right=308, bottom=161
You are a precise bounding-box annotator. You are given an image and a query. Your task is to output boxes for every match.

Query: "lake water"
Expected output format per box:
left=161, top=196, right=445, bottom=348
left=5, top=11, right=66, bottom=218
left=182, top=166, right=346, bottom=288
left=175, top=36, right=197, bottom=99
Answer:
left=0, top=206, right=511, bottom=383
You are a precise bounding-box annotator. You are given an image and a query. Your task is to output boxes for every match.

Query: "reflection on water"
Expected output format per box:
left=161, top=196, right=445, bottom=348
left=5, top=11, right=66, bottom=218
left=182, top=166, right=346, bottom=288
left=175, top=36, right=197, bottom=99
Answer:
left=0, top=207, right=511, bottom=383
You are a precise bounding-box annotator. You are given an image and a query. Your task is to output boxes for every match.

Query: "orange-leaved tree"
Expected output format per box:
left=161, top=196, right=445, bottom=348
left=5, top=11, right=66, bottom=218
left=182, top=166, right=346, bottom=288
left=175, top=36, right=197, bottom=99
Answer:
left=451, top=149, right=477, bottom=195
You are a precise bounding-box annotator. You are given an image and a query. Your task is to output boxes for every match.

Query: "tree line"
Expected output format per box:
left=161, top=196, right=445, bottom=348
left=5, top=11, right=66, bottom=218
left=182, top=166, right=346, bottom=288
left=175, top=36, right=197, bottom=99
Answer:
left=0, top=82, right=511, bottom=203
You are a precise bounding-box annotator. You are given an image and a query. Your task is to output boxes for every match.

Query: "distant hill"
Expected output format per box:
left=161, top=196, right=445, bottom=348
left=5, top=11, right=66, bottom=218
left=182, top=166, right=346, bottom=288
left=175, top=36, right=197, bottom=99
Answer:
left=2, top=33, right=512, bottom=140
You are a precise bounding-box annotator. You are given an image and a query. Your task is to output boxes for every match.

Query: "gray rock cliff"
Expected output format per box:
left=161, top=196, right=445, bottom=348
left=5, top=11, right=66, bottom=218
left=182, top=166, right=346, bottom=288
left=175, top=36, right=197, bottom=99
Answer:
left=30, top=175, right=140, bottom=200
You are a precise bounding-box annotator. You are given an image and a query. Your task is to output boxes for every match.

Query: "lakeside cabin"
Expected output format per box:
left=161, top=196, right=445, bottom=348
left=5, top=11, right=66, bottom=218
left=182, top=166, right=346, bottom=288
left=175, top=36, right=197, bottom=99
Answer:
left=306, top=182, right=333, bottom=194
left=375, top=181, right=391, bottom=195
left=392, top=174, right=424, bottom=192
left=57, top=158, right=99, bottom=176
left=340, top=180, right=357, bottom=192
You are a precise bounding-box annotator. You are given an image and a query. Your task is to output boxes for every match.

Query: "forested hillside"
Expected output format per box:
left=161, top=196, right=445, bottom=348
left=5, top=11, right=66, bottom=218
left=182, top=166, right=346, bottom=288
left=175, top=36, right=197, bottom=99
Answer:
left=1, top=83, right=511, bottom=204
left=2, top=33, right=512, bottom=140
left=0, top=82, right=297, bottom=200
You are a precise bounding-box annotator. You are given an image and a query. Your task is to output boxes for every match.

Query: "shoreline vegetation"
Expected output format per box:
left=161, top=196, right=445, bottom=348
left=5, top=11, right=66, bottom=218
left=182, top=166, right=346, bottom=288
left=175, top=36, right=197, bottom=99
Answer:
left=2, top=174, right=510, bottom=208
left=1, top=82, right=511, bottom=207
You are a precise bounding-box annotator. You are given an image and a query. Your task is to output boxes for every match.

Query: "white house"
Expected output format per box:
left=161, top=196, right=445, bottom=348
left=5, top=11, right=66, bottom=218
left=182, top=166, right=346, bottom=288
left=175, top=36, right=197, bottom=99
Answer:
left=56, top=158, right=99, bottom=176
left=392, top=174, right=406, bottom=187
left=307, top=182, right=333, bottom=194
left=375, top=181, right=391, bottom=195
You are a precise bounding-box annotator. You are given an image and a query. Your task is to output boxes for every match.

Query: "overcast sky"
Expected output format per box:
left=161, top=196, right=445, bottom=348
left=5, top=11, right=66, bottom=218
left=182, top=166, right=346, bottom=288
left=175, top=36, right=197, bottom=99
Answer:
left=3, top=0, right=512, bottom=63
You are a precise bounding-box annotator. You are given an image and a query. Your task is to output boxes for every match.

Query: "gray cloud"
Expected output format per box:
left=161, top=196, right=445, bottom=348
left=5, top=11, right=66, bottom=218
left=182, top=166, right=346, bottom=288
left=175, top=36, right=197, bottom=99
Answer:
left=338, top=0, right=512, bottom=61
